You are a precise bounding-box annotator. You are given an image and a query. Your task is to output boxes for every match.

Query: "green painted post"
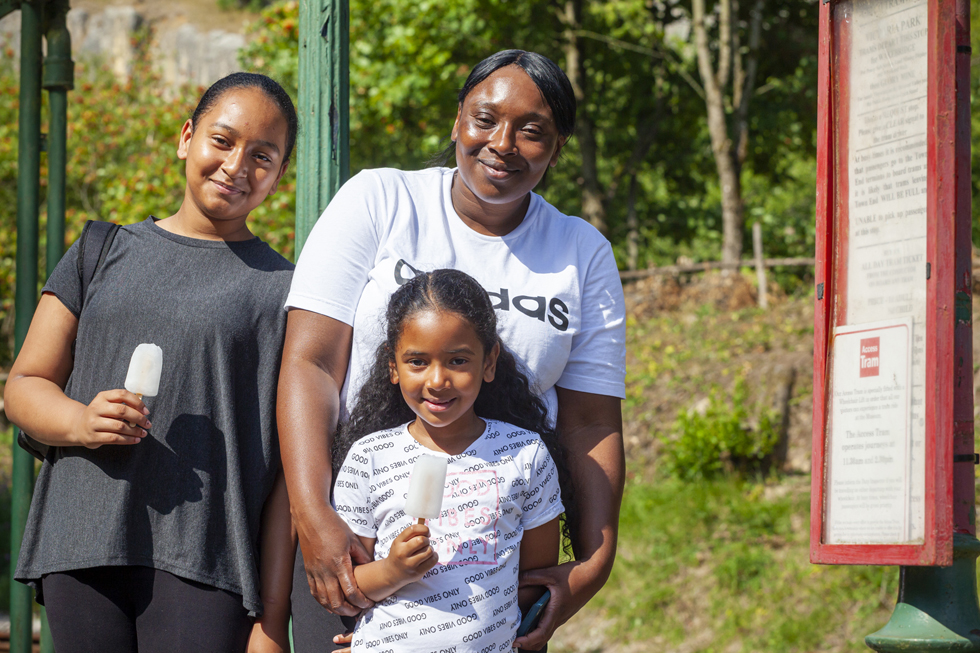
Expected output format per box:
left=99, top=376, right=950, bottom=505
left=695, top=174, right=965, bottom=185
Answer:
left=38, top=4, right=73, bottom=650
left=290, top=4, right=350, bottom=648
left=296, top=0, right=349, bottom=255
left=12, top=1, right=44, bottom=651
left=44, top=0, right=72, bottom=276
left=866, top=535, right=980, bottom=651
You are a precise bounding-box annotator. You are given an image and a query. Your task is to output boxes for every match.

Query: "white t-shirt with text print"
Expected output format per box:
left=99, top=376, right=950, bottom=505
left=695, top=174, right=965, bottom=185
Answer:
left=285, top=167, right=626, bottom=423
left=333, top=420, right=564, bottom=653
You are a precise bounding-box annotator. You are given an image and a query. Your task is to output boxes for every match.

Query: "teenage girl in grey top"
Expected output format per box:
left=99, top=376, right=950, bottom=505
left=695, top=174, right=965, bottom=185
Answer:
left=4, top=73, right=297, bottom=653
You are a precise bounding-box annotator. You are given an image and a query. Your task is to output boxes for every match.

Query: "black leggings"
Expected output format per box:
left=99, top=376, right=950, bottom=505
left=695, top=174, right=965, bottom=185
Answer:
left=42, top=566, right=251, bottom=653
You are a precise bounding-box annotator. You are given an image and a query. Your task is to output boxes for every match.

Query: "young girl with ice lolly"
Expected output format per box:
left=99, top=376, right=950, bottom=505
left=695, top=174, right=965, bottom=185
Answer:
left=329, top=268, right=574, bottom=652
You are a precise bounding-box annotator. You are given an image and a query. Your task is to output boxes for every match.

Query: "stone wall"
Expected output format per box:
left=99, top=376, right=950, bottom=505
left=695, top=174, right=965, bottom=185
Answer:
left=0, top=5, right=246, bottom=88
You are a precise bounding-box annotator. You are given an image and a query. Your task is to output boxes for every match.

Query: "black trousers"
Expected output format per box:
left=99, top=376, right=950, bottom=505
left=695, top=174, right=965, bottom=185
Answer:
left=42, top=566, right=251, bottom=653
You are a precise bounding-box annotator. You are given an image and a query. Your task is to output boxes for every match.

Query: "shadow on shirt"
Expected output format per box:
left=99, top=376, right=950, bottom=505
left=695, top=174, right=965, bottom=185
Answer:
left=83, top=413, right=229, bottom=553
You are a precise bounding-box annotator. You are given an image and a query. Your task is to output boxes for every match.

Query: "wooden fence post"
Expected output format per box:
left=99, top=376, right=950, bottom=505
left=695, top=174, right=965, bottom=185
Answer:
left=753, top=222, right=768, bottom=309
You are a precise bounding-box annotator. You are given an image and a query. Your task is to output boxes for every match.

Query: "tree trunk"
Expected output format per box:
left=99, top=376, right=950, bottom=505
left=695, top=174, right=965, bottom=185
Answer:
left=562, top=0, right=608, bottom=235
left=718, top=150, right=745, bottom=265
left=691, top=0, right=765, bottom=267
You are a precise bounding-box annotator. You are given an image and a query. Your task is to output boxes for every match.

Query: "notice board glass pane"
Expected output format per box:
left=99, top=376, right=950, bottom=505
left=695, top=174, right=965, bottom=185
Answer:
left=825, top=0, right=929, bottom=545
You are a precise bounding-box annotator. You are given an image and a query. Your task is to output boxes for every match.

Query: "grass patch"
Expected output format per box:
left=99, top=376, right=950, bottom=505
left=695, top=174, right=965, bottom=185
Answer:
left=587, top=474, right=899, bottom=652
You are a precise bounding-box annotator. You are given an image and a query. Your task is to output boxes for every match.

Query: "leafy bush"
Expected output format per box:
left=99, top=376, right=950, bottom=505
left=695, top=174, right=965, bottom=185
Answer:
left=661, top=378, right=780, bottom=480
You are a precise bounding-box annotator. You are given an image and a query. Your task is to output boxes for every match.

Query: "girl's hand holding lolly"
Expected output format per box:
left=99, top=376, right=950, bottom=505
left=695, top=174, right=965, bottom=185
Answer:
left=73, top=342, right=162, bottom=442
left=346, top=521, right=439, bottom=604
left=69, top=388, right=151, bottom=448
left=381, top=524, right=439, bottom=587
left=349, top=456, right=445, bottom=601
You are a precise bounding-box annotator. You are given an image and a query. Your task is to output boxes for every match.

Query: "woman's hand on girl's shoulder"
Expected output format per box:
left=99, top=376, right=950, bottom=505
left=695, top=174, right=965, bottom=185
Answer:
left=385, top=523, right=439, bottom=584
left=69, top=390, right=151, bottom=448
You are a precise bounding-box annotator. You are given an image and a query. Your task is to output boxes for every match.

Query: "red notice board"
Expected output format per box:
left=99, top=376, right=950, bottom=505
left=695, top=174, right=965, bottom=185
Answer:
left=810, top=0, right=956, bottom=565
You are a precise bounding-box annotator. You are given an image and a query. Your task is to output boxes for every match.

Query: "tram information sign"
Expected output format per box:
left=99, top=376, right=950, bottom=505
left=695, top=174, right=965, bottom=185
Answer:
left=810, top=0, right=956, bottom=565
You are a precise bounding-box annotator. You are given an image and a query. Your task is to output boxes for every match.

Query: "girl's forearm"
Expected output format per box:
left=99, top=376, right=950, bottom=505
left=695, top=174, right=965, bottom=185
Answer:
left=258, top=471, right=295, bottom=622
left=249, top=474, right=294, bottom=653
left=517, top=517, right=561, bottom=615
left=4, top=375, right=87, bottom=445
left=5, top=294, right=149, bottom=448
left=352, top=558, right=411, bottom=602
left=3, top=294, right=79, bottom=444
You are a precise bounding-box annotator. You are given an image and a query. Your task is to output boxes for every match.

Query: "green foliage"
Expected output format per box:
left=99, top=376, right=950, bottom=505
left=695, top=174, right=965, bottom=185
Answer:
left=240, top=2, right=299, bottom=99
left=0, top=478, right=11, bottom=612
left=1, top=0, right=826, bottom=366
left=240, top=0, right=819, bottom=278
left=241, top=0, right=556, bottom=171
left=661, top=377, right=781, bottom=480
left=0, top=68, right=19, bottom=363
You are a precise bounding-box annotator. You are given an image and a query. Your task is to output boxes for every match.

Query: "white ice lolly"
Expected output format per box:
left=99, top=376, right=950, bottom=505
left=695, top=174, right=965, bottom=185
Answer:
left=124, top=343, right=163, bottom=398
left=405, top=453, right=448, bottom=524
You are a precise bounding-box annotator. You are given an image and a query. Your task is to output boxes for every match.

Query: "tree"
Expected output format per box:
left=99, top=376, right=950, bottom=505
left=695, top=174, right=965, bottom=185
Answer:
left=691, top=0, right=764, bottom=265
left=238, top=0, right=820, bottom=274
left=561, top=0, right=608, bottom=235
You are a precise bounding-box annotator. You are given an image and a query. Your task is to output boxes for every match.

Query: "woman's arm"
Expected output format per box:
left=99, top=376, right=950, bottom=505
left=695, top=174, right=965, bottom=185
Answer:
left=513, top=388, right=624, bottom=651
left=277, top=309, right=373, bottom=616
left=3, top=293, right=150, bottom=447
left=247, top=471, right=294, bottom=653
left=351, top=524, right=438, bottom=602
left=517, top=517, right=561, bottom=615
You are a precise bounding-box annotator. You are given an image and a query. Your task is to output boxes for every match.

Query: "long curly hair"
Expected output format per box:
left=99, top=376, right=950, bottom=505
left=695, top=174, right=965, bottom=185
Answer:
left=333, top=269, right=578, bottom=553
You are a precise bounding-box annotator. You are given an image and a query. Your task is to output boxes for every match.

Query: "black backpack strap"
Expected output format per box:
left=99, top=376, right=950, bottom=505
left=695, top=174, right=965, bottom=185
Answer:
left=77, top=220, right=120, bottom=310
left=20, top=221, right=120, bottom=463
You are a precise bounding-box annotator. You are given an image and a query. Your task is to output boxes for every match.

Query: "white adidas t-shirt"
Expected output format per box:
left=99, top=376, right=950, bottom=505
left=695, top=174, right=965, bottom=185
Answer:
left=286, top=167, right=626, bottom=421
left=333, top=421, right=564, bottom=653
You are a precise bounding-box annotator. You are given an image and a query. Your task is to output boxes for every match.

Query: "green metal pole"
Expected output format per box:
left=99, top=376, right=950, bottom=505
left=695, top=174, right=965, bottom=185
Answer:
left=292, top=4, right=349, bottom=648
left=37, top=5, right=72, bottom=651
left=296, top=0, right=349, bottom=256
left=44, top=0, right=72, bottom=277
left=12, top=1, right=44, bottom=652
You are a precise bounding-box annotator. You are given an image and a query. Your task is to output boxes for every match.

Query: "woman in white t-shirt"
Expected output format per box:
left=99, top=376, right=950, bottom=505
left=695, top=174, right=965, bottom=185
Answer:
left=270, top=49, right=626, bottom=653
